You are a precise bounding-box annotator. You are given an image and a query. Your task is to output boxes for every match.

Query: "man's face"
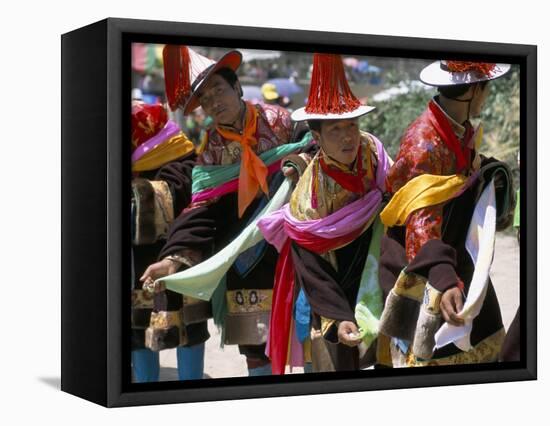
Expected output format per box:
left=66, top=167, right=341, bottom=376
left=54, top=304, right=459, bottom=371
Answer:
left=470, top=82, right=491, bottom=118
left=313, top=118, right=361, bottom=167
left=196, top=73, right=242, bottom=126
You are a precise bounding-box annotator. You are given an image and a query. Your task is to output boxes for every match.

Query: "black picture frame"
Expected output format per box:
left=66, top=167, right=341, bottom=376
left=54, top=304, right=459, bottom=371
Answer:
left=61, top=17, right=537, bottom=407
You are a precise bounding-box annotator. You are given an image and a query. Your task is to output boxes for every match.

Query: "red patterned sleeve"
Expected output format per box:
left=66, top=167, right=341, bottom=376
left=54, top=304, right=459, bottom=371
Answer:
left=404, top=205, right=444, bottom=262
left=277, top=106, right=293, bottom=143
left=386, top=136, right=445, bottom=262
left=261, top=104, right=292, bottom=145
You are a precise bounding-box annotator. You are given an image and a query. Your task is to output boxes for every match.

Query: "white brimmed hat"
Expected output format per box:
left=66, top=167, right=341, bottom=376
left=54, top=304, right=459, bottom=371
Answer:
left=420, top=60, right=511, bottom=87
left=291, top=53, right=375, bottom=122
left=163, top=45, right=242, bottom=114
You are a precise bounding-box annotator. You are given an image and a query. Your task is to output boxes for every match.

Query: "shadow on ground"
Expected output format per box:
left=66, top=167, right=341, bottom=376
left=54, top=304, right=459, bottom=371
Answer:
left=38, top=377, right=61, bottom=389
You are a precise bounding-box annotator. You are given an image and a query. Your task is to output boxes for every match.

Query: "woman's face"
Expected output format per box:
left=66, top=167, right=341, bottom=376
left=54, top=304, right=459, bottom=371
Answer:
left=196, top=73, right=243, bottom=126
left=313, top=118, right=361, bottom=167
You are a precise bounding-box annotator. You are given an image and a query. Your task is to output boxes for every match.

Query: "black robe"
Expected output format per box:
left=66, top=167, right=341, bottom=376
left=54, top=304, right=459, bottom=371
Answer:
left=158, top=174, right=284, bottom=360
left=291, top=228, right=374, bottom=371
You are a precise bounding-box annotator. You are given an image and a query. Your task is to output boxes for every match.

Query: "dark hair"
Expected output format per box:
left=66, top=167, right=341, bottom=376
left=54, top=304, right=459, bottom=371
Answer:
left=438, top=80, right=489, bottom=99
left=215, top=67, right=239, bottom=88
left=307, top=120, right=322, bottom=133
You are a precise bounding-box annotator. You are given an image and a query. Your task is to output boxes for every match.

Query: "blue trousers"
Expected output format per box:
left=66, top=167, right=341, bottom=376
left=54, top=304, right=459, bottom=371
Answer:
left=132, top=348, right=159, bottom=382
left=132, top=343, right=205, bottom=382
left=176, top=343, right=205, bottom=380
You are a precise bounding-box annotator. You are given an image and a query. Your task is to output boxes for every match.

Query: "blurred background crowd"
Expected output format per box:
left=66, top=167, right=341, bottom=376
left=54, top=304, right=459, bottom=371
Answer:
left=131, top=44, right=519, bottom=189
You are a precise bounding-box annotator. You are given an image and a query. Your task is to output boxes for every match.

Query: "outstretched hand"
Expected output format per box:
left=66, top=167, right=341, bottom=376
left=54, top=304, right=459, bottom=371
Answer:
left=140, top=258, right=179, bottom=285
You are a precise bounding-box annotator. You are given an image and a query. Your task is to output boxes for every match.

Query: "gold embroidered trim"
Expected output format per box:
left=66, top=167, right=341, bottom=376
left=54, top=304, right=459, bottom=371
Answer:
left=423, top=284, right=442, bottom=314
left=393, top=269, right=427, bottom=301
left=226, top=289, right=272, bottom=314
left=149, top=310, right=182, bottom=329
left=394, top=328, right=506, bottom=367
left=320, top=317, right=337, bottom=337
left=150, top=180, right=174, bottom=240
left=132, top=289, right=154, bottom=309
left=376, top=333, right=393, bottom=367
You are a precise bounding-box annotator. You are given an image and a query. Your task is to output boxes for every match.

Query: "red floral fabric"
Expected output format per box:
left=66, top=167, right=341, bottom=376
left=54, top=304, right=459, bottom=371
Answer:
left=131, top=102, right=168, bottom=151
left=197, top=103, right=292, bottom=166
left=386, top=101, right=471, bottom=262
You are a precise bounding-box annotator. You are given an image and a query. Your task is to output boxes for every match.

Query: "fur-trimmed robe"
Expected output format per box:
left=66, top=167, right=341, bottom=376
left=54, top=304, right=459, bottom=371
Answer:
left=131, top=152, right=211, bottom=350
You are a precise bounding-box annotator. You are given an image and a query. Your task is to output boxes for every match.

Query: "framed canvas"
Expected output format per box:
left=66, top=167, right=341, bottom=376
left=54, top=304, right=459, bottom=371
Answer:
left=61, top=17, right=536, bottom=407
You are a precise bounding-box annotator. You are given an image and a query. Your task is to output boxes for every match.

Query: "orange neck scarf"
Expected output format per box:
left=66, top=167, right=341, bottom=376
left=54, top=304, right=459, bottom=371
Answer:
left=215, top=102, right=268, bottom=217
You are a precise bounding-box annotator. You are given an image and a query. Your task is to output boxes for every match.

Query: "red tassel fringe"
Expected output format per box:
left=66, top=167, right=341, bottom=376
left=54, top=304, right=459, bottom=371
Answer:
left=163, top=45, right=191, bottom=111
left=305, top=54, right=361, bottom=115
left=445, top=61, right=496, bottom=78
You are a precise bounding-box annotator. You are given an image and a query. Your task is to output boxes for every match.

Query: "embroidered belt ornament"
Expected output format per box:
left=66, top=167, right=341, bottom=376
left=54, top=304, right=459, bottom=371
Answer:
left=226, top=289, right=273, bottom=314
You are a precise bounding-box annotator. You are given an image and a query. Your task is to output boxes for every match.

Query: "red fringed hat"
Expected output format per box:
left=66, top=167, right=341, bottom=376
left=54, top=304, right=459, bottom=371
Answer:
left=131, top=102, right=168, bottom=151
left=291, top=53, right=375, bottom=122
left=420, top=60, right=511, bottom=86
left=162, top=45, right=242, bottom=115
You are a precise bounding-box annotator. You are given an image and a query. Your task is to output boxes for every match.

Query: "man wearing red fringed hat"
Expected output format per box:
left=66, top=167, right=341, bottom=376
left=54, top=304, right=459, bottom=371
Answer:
left=141, top=46, right=314, bottom=376
left=377, top=60, right=516, bottom=366
left=130, top=101, right=201, bottom=381
left=258, top=54, right=393, bottom=373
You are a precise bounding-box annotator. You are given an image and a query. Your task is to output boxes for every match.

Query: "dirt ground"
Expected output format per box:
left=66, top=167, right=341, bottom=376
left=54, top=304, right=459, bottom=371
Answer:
left=158, top=234, right=520, bottom=380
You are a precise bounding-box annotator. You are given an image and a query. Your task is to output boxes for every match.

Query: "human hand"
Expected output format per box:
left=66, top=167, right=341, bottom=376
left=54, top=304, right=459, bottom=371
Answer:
left=337, top=321, right=362, bottom=347
left=440, top=287, right=465, bottom=326
left=283, top=166, right=298, bottom=183
left=140, top=258, right=179, bottom=284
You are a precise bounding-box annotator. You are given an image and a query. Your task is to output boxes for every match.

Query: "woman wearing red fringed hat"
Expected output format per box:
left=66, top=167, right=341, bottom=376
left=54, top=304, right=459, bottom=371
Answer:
left=140, top=46, right=316, bottom=377
left=257, top=53, right=394, bottom=373
left=377, top=60, right=517, bottom=367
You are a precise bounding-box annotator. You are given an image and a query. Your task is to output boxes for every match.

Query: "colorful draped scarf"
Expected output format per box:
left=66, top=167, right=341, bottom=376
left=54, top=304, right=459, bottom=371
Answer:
left=190, top=132, right=313, bottom=203
left=156, top=179, right=295, bottom=300
left=154, top=134, right=313, bottom=301
left=381, top=174, right=466, bottom=227
left=132, top=134, right=195, bottom=172
left=132, top=121, right=179, bottom=163
left=214, top=102, right=268, bottom=217
left=131, top=120, right=195, bottom=172
left=257, top=137, right=391, bottom=375
left=379, top=169, right=488, bottom=228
